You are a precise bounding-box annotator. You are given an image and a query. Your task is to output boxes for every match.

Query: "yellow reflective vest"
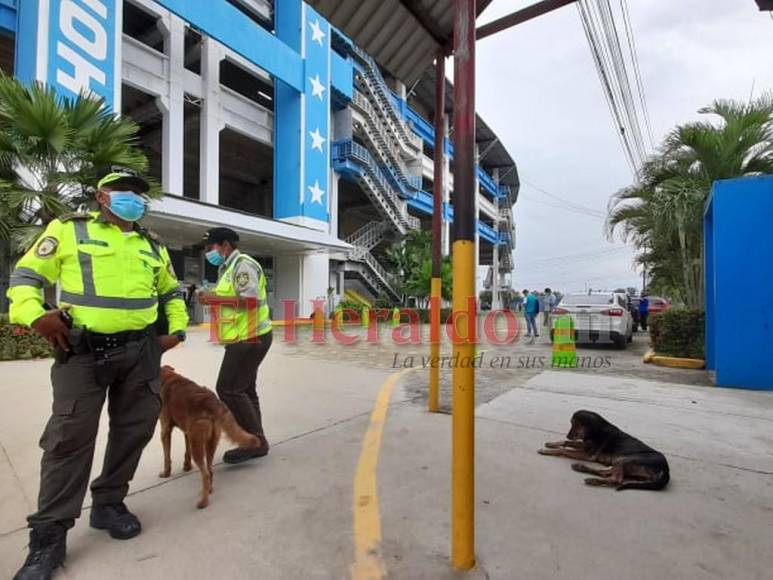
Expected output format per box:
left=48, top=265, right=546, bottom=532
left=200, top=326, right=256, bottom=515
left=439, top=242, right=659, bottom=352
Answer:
left=211, top=251, right=272, bottom=343
left=7, top=212, right=188, bottom=335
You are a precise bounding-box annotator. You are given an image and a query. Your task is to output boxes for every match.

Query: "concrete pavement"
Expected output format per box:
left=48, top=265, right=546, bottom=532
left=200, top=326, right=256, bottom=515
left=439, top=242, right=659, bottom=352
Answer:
left=1, top=328, right=772, bottom=579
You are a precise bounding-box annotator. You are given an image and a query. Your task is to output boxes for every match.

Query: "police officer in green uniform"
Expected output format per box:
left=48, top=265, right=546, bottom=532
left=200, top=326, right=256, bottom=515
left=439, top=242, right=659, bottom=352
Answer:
left=7, top=168, right=188, bottom=580
left=197, top=227, right=272, bottom=463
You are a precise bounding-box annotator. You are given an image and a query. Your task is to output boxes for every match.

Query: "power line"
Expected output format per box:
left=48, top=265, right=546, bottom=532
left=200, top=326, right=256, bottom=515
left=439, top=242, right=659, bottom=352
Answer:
left=521, top=179, right=607, bottom=217
left=517, top=245, right=630, bottom=267
left=577, top=0, right=638, bottom=174
left=576, top=0, right=651, bottom=175
left=597, top=0, right=646, bottom=164
left=620, top=0, right=655, bottom=149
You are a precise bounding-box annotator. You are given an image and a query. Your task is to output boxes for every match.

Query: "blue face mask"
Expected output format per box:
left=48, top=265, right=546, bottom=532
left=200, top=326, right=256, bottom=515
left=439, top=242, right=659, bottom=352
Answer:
left=205, top=249, right=225, bottom=266
left=108, top=191, right=146, bottom=222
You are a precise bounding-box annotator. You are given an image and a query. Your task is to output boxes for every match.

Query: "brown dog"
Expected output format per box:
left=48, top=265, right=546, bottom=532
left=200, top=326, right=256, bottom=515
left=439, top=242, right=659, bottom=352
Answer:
left=158, top=365, right=261, bottom=508
left=538, top=410, right=670, bottom=491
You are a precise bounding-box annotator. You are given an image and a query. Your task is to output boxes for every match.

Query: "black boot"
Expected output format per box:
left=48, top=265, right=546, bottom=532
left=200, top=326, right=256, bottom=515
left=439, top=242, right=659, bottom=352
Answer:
left=14, top=524, right=67, bottom=580
left=223, top=435, right=269, bottom=464
left=90, top=502, right=141, bottom=540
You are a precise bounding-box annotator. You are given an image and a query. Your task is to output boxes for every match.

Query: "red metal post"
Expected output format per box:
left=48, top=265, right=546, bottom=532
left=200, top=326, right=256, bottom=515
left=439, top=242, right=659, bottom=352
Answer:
left=429, top=51, right=445, bottom=413
left=432, top=53, right=445, bottom=283
left=476, top=0, right=578, bottom=40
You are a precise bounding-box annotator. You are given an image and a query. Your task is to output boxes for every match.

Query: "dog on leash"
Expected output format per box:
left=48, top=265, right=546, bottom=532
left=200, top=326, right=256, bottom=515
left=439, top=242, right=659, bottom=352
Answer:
left=158, top=366, right=262, bottom=508
left=538, top=410, right=670, bottom=491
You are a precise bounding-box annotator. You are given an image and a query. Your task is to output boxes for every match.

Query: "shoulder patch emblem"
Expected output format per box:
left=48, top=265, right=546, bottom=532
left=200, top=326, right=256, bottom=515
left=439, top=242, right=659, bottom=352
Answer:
left=236, top=271, right=250, bottom=290
left=35, top=236, right=59, bottom=259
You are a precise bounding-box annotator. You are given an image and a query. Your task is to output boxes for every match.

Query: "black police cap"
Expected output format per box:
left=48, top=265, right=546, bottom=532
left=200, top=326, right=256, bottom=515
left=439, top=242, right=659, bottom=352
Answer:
left=203, top=227, right=239, bottom=245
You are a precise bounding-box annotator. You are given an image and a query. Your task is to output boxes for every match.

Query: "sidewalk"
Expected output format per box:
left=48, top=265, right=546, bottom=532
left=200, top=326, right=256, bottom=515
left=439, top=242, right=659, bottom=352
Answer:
left=1, top=328, right=772, bottom=579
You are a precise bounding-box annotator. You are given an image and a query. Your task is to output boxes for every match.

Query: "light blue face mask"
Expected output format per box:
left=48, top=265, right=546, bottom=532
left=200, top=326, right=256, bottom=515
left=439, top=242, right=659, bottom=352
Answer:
left=205, top=249, right=225, bottom=266
left=108, top=191, right=146, bottom=222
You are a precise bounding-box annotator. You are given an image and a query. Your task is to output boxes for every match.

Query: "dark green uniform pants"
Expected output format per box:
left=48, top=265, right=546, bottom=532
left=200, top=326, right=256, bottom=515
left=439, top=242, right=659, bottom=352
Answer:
left=29, top=336, right=161, bottom=529
left=215, top=332, right=272, bottom=436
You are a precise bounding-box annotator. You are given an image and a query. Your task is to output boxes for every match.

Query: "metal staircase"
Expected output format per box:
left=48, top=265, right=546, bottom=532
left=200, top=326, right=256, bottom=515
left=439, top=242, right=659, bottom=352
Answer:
left=343, top=221, right=399, bottom=301
left=350, top=45, right=422, bottom=158
left=345, top=220, right=389, bottom=251
left=333, top=140, right=419, bottom=234
left=351, top=90, right=421, bottom=195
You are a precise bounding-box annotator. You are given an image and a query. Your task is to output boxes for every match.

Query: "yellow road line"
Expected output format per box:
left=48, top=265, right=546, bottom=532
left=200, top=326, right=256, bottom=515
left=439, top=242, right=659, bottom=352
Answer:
left=351, top=371, right=404, bottom=580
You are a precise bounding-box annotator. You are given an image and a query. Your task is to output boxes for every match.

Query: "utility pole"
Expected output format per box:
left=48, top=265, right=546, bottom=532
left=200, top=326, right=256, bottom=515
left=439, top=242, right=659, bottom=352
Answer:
left=429, top=51, right=445, bottom=414
left=449, top=0, right=579, bottom=570
left=451, top=0, right=477, bottom=570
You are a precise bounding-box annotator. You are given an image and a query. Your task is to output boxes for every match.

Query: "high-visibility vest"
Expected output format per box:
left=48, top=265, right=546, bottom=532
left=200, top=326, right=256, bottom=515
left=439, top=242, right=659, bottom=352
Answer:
left=7, top=212, right=188, bottom=334
left=211, top=251, right=272, bottom=343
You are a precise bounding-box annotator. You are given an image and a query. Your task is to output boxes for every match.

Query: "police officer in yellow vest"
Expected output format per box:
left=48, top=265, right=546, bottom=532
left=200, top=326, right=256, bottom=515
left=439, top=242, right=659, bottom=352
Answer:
left=197, top=227, right=272, bottom=463
left=7, top=168, right=188, bottom=580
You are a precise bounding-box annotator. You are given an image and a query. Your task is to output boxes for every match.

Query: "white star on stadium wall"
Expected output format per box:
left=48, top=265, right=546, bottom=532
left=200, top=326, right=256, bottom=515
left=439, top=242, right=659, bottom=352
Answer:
left=309, top=180, right=325, bottom=204
left=309, top=127, right=326, bottom=152
left=309, top=19, right=325, bottom=45
left=309, top=74, right=325, bottom=100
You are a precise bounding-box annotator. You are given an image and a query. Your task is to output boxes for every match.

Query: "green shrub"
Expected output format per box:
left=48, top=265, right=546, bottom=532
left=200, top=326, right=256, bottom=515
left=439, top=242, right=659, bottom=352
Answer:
left=649, top=309, right=705, bottom=359
left=0, top=316, right=53, bottom=360
left=412, top=308, right=454, bottom=324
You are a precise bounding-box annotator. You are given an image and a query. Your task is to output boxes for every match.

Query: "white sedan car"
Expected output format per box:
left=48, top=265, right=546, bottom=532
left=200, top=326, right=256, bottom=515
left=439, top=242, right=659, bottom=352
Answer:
left=551, top=291, right=634, bottom=349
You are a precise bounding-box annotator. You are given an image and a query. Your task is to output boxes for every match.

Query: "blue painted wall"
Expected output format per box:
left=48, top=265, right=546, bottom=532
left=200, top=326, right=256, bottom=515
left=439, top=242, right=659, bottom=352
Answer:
left=0, top=0, right=15, bottom=34
left=704, top=176, right=773, bottom=390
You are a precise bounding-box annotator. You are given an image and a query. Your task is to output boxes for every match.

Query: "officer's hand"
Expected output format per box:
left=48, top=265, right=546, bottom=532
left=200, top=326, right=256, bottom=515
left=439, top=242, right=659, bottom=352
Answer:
left=157, top=334, right=181, bottom=353
left=31, top=310, right=70, bottom=351
left=196, top=291, right=216, bottom=305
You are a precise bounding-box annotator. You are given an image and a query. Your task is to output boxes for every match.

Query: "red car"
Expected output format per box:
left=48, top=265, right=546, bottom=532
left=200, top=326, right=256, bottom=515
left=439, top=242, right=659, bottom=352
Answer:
left=647, top=296, right=671, bottom=314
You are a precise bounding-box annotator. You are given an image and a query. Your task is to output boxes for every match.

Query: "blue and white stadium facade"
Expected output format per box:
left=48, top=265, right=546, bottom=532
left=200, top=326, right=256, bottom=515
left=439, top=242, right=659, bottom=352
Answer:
left=0, top=0, right=518, bottom=316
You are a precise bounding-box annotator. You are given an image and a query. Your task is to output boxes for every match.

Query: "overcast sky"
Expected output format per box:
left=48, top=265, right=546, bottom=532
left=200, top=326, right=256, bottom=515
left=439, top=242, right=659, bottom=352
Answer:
left=473, top=0, right=773, bottom=295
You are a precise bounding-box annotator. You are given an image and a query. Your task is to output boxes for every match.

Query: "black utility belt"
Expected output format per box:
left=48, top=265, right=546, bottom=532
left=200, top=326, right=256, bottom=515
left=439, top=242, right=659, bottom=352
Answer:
left=68, top=326, right=154, bottom=355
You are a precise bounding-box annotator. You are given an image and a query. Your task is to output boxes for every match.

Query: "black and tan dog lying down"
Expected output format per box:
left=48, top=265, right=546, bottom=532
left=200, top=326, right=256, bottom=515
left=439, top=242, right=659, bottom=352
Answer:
left=538, top=410, right=670, bottom=491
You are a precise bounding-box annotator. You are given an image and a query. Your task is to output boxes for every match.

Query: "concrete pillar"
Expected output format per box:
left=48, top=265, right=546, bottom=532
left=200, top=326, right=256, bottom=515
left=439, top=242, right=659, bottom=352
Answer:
left=395, top=79, right=407, bottom=101
left=330, top=170, right=340, bottom=238
left=273, top=253, right=331, bottom=318
left=333, top=108, right=353, bottom=141
left=200, top=37, right=222, bottom=205
left=161, top=15, right=185, bottom=195
left=492, top=167, right=500, bottom=310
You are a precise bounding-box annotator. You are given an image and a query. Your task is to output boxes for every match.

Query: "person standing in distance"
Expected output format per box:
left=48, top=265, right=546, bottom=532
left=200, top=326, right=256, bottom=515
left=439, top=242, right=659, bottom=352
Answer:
left=639, top=293, right=650, bottom=331
left=197, top=228, right=272, bottom=463
left=523, top=289, right=540, bottom=339
left=543, top=287, right=557, bottom=329
left=8, top=168, right=188, bottom=580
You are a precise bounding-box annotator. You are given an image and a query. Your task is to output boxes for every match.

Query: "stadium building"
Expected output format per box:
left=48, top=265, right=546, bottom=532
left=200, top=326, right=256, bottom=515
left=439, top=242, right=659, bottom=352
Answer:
left=0, top=0, right=519, bottom=317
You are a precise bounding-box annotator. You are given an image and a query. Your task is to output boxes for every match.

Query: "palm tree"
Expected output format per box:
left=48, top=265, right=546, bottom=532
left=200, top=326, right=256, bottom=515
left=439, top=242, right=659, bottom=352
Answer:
left=405, top=255, right=453, bottom=308
left=608, top=94, right=773, bottom=307
left=384, top=229, right=432, bottom=306
left=0, top=72, right=151, bottom=311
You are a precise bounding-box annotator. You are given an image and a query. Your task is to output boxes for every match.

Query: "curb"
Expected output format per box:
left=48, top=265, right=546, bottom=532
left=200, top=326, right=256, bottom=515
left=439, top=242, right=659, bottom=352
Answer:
left=643, top=349, right=655, bottom=363
left=650, top=355, right=705, bottom=370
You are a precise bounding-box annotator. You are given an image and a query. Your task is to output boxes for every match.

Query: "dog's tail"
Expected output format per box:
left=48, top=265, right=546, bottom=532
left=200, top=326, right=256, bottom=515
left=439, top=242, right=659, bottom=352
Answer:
left=616, top=469, right=670, bottom=491
left=218, top=407, right=261, bottom=449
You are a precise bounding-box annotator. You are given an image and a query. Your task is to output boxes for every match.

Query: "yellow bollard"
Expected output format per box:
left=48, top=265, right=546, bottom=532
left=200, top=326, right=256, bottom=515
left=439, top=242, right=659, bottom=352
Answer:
left=391, top=306, right=400, bottom=327
left=361, top=306, right=369, bottom=328
left=334, top=306, right=344, bottom=327
left=551, top=316, right=576, bottom=368
left=429, top=277, right=441, bottom=413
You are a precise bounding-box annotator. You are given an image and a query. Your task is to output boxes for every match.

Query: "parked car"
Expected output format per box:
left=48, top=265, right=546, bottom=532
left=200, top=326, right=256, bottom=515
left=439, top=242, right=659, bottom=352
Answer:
left=551, top=291, right=634, bottom=349
left=646, top=296, right=671, bottom=314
